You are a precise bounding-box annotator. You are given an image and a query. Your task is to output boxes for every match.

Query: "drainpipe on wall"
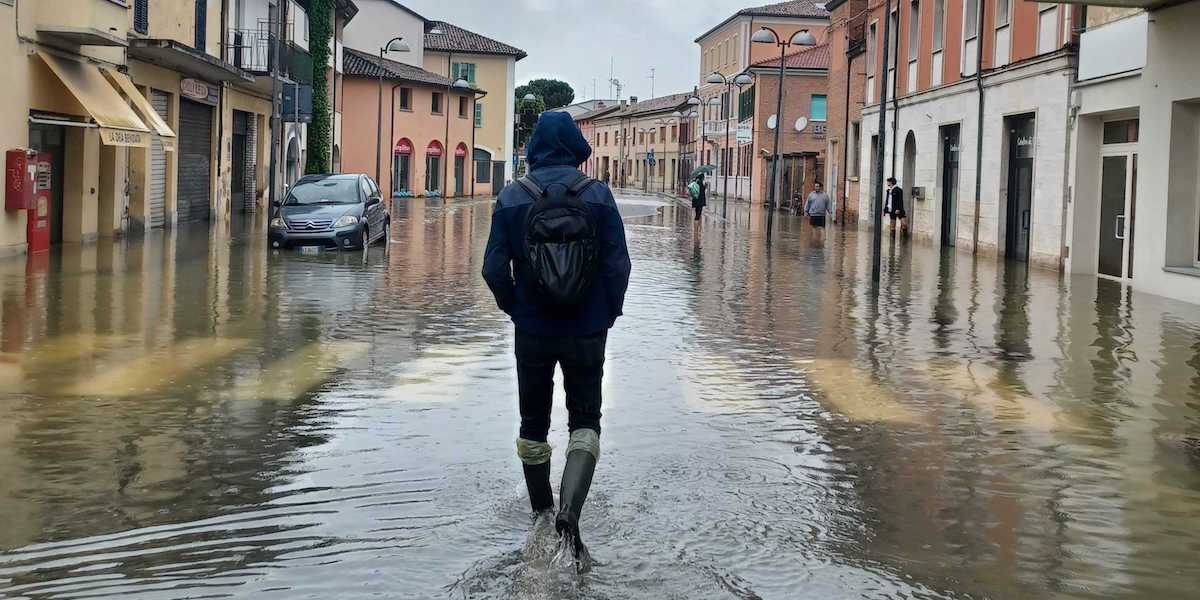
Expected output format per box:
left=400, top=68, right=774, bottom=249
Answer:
left=971, top=0, right=985, bottom=255
left=1059, top=6, right=1084, bottom=272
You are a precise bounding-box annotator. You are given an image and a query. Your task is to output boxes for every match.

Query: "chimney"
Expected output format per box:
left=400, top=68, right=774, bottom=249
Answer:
left=620, top=100, right=627, bottom=108
left=630, top=96, right=639, bottom=105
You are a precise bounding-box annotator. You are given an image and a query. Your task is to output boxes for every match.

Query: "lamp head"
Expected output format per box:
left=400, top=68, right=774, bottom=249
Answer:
left=705, top=72, right=726, bottom=85
left=523, top=93, right=537, bottom=102
left=687, top=95, right=702, bottom=106
left=452, top=78, right=470, bottom=89
left=733, top=73, right=754, bottom=86
left=384, top=38, right=411, bottom=53
left=790, top=30, right=817, bottom=46
left=751, top=28, right=777, bottom=44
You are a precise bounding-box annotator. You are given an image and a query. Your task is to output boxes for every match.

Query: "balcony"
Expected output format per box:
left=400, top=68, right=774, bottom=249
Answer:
left=847, top=15, right=867, bottom=57
left=226, top=18, right=312, bottom=85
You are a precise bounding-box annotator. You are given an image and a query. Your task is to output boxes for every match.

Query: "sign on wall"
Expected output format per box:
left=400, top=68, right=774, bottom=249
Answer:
left=180, top=78, right=219, bottom=106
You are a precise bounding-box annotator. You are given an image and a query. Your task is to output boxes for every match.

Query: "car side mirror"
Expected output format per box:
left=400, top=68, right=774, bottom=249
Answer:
left=366, top=197, right=381, bottom=208
left=271, top=199, right=282, bottom=208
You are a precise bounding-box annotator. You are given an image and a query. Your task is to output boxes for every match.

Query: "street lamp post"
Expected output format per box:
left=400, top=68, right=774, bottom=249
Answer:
left=458, top=82, right=487, bottom=197
left=704, top=71, right=755, bottom=218
left=655, top=117, right=677, bottom=195
left=752, top=27, right=817, bottom=239
left=519, top=93, right=537, bottom=178
left=376, top=37, right=411, bottom=185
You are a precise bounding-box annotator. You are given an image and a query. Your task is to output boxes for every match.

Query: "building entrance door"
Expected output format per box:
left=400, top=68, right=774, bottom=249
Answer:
left=1004, top=114, right=1036, bottom=262
left=1098, top=153, right=1137, bottom=279
left=940, top=124, right=960, bottom=247
left=454, top=156, right=465, bottom=196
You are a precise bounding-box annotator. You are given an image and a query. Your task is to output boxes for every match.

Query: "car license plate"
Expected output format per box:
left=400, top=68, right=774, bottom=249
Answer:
left=300, top=246, right=321, bottom=255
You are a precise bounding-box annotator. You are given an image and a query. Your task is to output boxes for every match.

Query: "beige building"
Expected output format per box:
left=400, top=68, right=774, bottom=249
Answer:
left=0, top=0, right=356, bottom=256
left=423, top=21, right=524, bottom=193
left=590, top=94, right=692, bottom=194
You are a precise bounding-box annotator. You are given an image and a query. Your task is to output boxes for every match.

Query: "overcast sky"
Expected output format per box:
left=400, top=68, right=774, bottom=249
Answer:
left=401, top=0, right=769, bottom=103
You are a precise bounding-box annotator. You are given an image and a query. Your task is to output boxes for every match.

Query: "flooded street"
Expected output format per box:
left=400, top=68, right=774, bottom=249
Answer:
left=1, top=193, right=1199, bottom=599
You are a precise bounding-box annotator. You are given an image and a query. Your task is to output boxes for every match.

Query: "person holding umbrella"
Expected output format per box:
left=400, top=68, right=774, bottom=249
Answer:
left=688, top=167, right=712, bottom=230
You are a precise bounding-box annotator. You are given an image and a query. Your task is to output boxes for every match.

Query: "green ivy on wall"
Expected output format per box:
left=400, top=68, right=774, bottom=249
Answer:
left=305, top=0, right=334, bottom=174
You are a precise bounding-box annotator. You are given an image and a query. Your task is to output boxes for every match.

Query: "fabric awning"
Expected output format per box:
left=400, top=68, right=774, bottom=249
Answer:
left=36, top=50, right=151, bottom=148
left=103, top=67, right=176, bottom=152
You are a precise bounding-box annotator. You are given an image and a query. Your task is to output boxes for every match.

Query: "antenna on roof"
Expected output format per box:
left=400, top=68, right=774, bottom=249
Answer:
left=648, top=68, right=655, bottom=99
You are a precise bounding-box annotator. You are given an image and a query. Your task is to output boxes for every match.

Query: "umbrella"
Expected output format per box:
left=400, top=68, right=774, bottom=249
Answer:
left=690, top=165, right=716, bottom=178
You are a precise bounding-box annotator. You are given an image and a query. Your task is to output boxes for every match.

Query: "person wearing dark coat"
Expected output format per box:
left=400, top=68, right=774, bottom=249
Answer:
left=692, top=174, right=708, bottom=223
left=482, top=111, right=632, bottom=558
left=886, top=177, right=907, bottom=234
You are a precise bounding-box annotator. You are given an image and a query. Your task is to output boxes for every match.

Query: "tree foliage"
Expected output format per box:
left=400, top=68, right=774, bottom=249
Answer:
left=515, top=79, right=575, bottom=110
left=305, top=0, right=333, bottom=174
left=514, top=96, right=547, bottom=149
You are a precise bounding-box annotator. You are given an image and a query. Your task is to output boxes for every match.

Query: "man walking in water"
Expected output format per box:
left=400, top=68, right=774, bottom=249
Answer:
left=483, top=112, right=632, bottom=558
left=803, top=181, right=832, bottom=241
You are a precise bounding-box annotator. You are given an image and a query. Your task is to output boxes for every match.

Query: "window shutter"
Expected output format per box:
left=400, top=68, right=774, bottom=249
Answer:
left=134, top=0, right=150, bottom=34
left=475, top=102, right=483, bottom=128
left=195, top=0, right=207, bottom=51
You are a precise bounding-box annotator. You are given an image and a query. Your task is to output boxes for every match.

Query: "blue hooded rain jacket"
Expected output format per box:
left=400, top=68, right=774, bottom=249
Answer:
left=482, top=112, right=631, bottom=337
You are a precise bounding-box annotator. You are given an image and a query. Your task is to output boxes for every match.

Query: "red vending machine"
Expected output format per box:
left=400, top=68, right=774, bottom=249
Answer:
left=5, top=149, right=34, bottom=211
left=26, top=153, right=51, bottom=254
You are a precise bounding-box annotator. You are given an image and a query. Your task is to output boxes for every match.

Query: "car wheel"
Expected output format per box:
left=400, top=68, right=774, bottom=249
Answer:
left=355, top=227, right=368, bottom=250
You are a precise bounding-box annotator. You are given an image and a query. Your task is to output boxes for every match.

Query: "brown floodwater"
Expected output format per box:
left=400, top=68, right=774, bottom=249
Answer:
left=0, top=193, right=1198, bottom=599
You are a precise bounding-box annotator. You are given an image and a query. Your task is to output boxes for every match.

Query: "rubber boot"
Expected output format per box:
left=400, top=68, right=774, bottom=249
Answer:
left=555, top=449, right=596, bottom=557
left=522, top=461, right=554, bottom=513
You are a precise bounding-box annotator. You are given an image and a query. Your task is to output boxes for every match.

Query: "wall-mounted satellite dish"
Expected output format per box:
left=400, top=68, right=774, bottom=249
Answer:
left=767, top=114, right=777, bottom=130
left=795, top=117, right=809, bottom=132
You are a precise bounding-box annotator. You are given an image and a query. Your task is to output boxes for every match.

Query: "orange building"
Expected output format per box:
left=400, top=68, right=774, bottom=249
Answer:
left=340, top=48, right=482, bottom=198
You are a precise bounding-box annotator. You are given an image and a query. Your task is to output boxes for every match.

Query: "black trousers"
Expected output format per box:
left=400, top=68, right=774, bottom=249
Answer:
left=515, top=330, right=607, bottom=442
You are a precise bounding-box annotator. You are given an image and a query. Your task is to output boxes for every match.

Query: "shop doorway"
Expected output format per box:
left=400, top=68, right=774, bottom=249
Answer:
left=1096, top=119, right=1139, bottom=280
left=940, top=124, right=960, bottom=247
left=178, top=99, right=214, bottom=224
left=27, top=123, right=65, bottom=245
left=1004, top=113, right=1036, bottom=262
left=492, top=162, right=504, bottom=195
left=231, top=110, right=253, bottom=218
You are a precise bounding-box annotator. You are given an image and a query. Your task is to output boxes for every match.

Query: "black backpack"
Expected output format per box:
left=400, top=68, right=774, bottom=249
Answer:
left=515, top=173, right=599, bottom=311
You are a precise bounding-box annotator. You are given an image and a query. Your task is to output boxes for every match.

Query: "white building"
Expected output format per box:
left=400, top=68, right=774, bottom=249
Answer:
left=857, top=0, right=1079, bottom=269
left=1065, top=1, right=1200, bottom=305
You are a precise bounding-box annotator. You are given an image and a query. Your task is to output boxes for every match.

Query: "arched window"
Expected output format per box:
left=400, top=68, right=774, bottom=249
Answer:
left=425, top=141, right=444, bottom=193
left=393, top=138, right=413, bottom=193
left=474, top=147, right=493, bottom=184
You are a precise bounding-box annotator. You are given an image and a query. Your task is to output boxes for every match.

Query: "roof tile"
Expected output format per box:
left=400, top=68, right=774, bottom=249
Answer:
left=751, top=43, right=831, bottom=70
left=425, top=21, right=527, bottom=60
left=343, top=47, right=484, bottom=92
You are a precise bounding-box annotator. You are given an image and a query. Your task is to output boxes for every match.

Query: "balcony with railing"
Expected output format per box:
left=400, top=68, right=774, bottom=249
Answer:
left=225, top=10, right=312, bottom=84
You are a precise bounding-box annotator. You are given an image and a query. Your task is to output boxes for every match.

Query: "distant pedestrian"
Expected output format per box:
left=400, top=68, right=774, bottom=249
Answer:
left=804, top=182, right=832, bottom=241
left=482, top=112, right=632, bottom=562
left=886, top=177, right=907, bottom=235
left=688, top=173, right=707, bottom=230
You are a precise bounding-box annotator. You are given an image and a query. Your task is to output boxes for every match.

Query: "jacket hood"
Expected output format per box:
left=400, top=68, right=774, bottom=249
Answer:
left=525, top=111, right=592, bottom=170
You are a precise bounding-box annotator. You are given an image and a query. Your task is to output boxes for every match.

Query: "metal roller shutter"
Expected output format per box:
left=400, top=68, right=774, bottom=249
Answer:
left=177, top=99, right=213, bottom=224
left=148, top=90, right=168, bottom=228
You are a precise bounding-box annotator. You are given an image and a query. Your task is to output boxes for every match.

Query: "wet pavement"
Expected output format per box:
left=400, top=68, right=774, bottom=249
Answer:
left=1, top=192, right=1199, bottom=599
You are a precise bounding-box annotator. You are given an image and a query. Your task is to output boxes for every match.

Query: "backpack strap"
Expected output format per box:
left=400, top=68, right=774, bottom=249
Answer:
left=567, top=173, right=597, bottom=197
left=516, top=176, right=545, bottom=200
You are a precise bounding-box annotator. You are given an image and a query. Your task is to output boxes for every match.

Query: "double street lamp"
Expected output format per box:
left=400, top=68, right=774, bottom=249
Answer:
left=376, top=37, right=411, bottom=184
left=655, top=117, right=677, bottom=194
left=672, top=109, right=698, bottom=196
left=704, top=70, right=754, bottom=218
left=751, top=27, right=817, bottom=238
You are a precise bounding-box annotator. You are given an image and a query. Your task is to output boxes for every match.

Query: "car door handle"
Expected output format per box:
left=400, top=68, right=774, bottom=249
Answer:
left=1115, top=215, right=1126, bottom=240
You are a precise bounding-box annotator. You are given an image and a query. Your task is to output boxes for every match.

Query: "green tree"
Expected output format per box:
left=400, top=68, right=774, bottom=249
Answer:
left=514, top=96, right=546, bottom=149
left=305, top=0, right=333, bottom=174
left=515, top=79, right=575, bottom=110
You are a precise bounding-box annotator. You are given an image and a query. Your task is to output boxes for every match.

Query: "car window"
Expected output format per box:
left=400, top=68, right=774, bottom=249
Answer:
left=283, top=179, right=362, bottom=205
left=360, top=178, right=372, bottom=200
left=368, top=178, right=381, bottom=197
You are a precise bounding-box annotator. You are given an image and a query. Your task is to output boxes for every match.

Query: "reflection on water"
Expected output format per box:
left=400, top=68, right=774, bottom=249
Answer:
left=1, top=194, right=1199, bottom=599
